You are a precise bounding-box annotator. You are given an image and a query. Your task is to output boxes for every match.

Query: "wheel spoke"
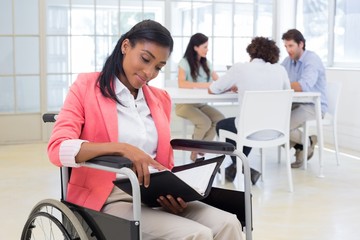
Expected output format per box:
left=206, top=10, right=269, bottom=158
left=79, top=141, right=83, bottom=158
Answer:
left=21, top=199, right=89, bottom=240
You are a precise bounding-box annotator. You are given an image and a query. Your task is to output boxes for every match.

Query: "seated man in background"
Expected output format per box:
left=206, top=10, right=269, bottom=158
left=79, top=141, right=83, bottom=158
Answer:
left=208, top=36, right=290, bottom=184
left=281, top=29, right=328, bottom=168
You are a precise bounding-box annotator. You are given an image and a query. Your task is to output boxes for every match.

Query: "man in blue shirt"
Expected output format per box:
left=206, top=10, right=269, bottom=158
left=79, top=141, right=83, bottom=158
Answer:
left=281, top=29, right=328, bottom=168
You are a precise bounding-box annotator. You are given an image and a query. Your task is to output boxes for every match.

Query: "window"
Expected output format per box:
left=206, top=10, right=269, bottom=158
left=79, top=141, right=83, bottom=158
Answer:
left=0, top=0, right=276, bottom=113
left=334, top=0, right=360, bottom=66
left=45, top=0, right=275, bottom=110
left=46, top=0, right=167, bottom=111
left=0, top=0, right=40, bottom=113
left=169, top=0, right=274, bottom=87
left=296, top=0, right=360, bottom=67
left=296, top=0, right=329, bottom=63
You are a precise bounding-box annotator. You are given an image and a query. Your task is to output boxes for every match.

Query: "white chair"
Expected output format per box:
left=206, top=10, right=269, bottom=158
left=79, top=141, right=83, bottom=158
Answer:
left=302, top=81, right=342, bottom=169
left=219, top=90, right=294, bottom=192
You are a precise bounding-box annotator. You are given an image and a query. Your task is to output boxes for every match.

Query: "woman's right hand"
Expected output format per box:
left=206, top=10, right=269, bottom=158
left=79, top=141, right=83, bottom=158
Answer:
left=76, top=142, right=167, bottom=188
left=121, top=143, right=167, bottom=188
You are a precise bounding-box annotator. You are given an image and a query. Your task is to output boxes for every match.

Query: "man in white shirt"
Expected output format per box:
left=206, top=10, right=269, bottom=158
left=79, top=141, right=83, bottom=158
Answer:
left=209, top=37, right=290, bottom=184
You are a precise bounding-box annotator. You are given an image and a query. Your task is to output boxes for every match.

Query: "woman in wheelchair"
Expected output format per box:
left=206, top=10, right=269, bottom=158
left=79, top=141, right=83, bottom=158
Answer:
left=47, top=20, right=244, bottom=239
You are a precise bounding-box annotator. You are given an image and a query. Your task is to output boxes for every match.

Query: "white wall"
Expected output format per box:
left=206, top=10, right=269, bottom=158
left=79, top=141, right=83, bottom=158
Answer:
left=326, top=68, right=360, bottom=154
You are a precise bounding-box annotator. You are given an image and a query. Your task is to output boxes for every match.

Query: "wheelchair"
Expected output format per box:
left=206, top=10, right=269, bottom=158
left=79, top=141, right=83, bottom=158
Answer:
left=21, top=113, right=253, bottom=240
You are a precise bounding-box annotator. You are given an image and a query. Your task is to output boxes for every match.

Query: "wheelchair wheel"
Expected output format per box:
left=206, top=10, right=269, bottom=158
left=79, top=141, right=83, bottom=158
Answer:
left=21, top=199, right=89, bottom=240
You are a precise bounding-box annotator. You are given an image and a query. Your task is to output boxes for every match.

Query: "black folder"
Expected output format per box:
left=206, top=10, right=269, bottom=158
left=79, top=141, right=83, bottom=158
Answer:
left=113, top=155, right=225, bottom=207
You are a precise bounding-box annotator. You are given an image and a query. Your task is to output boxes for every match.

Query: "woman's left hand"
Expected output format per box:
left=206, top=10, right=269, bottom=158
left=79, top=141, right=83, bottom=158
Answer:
left=157, top=195, right=187, bottom=214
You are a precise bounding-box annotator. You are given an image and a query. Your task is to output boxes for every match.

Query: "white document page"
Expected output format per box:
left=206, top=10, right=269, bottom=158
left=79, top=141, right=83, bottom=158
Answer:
left=116, top=165, right=163, bottom=179
left=173, top=162, right=217, bottom=195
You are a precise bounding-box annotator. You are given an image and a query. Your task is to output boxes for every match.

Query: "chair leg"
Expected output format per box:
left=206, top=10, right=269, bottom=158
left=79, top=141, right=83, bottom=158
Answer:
left=333, top=123, right=340, bottom=166
left=220, top=161, right=226, bottom=185
left=302, top=122, right=309, bottom=170
left=236, top=157, right=243, bottom=189
left=277, top=146, right=281, bottom=164
left=260, top=148, right=265, bottom=181
left=182, top=119, right=187, bottom=162
left=285, top=143, right=294, bottom=192
left=217, top=135, right=227, bottom=185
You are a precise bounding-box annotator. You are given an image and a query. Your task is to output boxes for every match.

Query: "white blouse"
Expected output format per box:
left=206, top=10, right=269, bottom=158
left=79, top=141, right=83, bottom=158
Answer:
left=114, top=77, right=158, bottom=158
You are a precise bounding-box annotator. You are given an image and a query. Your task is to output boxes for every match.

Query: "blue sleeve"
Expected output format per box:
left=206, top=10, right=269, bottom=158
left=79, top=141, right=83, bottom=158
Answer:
left=297, top=53, right=323, bottom=92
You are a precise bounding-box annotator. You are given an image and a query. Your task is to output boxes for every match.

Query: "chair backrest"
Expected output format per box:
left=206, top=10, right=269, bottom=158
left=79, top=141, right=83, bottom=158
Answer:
left=236, top=90, right=294, bottom=147
left=326, top=81, right=342, bottom=117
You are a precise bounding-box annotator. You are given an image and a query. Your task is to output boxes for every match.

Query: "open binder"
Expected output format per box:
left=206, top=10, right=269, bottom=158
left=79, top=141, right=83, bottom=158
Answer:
left=113, top=155, right=225, bottom=207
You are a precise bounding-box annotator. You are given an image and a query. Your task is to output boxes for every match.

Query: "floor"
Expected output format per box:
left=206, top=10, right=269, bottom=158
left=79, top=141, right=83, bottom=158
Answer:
left=1, top=142, right=360, bottom=240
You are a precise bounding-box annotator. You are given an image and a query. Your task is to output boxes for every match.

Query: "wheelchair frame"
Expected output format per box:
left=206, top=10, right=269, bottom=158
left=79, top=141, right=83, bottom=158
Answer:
left=21, top=113, right=253, bottom=240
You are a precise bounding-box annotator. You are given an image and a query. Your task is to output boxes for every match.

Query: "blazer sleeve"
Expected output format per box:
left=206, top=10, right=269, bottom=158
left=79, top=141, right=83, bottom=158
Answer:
left=47, top=73, right=93, bottom=167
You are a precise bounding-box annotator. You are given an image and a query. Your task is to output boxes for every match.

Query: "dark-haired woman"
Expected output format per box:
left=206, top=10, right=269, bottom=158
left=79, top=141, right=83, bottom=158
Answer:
left=176, top=33, right=225, bottom=161
left=209, top=37, right=291, bottom=185
left=48, top=20, right=243, bottom=240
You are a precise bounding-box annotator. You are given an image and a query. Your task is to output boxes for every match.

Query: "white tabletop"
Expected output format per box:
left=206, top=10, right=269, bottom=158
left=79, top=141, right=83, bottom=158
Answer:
left=165, top=87, right=237, bottom=104
left=165, top=87, right=320, bottom=104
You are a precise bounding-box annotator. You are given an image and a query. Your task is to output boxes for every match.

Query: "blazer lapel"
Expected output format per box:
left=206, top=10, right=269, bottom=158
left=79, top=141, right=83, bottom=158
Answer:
left=96, top=87, right=118, bottom=142
left=143, top=86, right=172, bottom=165
left=143, top=87, right=165, bottom=130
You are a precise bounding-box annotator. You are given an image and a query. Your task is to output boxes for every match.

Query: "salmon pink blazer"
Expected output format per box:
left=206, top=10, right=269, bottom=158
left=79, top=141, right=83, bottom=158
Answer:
left=48, top=72, right=174, bottom=211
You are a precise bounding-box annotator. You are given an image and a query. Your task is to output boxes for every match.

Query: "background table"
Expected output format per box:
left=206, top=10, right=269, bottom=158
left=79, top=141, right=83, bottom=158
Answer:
left=165, top=87, right=324, bottom=177
left=165, top=87, right=237, bottom=104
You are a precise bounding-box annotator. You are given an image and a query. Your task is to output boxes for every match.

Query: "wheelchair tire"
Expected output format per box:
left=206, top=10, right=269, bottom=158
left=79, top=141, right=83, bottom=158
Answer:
left=21, top=199, right=89, bottom=240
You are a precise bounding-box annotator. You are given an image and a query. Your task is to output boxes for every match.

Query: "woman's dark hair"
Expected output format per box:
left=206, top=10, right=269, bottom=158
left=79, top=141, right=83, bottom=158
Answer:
left=183, top=33, right=210, bottom=82
left=97, top=19, right=174, bottom=104
left=246, top=37, right=280, bottom=64
left=281, top=29, right=306, bottom=50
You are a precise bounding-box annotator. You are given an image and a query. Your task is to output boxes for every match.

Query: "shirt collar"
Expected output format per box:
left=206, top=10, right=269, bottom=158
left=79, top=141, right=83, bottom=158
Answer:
left=114, top=76, right=144, bottom=102
left=252, top=58, right=266, bottom=63
left=298, top=50, right=308, bottom=62
left=291, top=50, right=308, bottom=65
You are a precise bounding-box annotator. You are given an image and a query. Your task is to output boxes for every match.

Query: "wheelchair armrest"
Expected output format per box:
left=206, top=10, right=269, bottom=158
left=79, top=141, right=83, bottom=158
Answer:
left=79, top=156, right=141, bottom=221
left=170, top=139, right=235, bottom=155
left=42, top=113, right=58, bottom=123
left=87, top=155, right=133, bottom=169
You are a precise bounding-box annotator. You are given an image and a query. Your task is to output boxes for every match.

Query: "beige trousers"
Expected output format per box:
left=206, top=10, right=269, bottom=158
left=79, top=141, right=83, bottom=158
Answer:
left=175, top=103, right=225, bottom=141
left=290, top=103, right=317, bottom=145
left=101, top=187, right=244, bottom=240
